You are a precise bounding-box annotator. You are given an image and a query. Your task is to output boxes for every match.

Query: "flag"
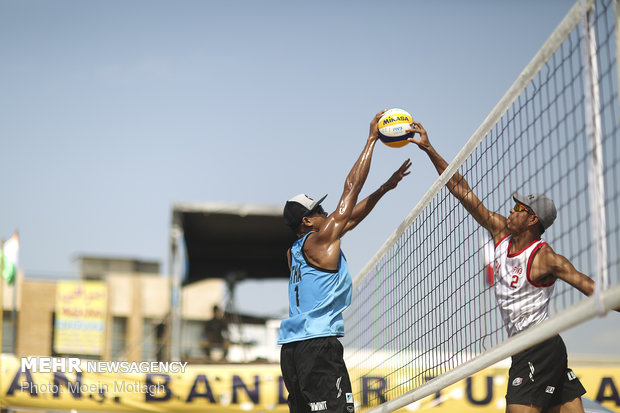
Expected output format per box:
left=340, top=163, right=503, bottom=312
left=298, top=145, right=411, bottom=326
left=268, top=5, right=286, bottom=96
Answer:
left=2, top=232, right=19, bottom=284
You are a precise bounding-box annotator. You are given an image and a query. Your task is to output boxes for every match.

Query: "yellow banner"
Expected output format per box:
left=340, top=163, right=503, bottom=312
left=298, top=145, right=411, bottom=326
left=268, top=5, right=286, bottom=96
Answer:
left=0, top=355, right=618, bottom=412
left=54, top=281, right=107, bottom=356
left=360, top=364, right=620, bottom=412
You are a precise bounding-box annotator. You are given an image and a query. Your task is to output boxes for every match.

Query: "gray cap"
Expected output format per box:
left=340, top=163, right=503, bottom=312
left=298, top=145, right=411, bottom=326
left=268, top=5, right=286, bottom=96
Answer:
left=283, top=194, right=327, bottom=229
left=512, top=191, right=557, bottom=230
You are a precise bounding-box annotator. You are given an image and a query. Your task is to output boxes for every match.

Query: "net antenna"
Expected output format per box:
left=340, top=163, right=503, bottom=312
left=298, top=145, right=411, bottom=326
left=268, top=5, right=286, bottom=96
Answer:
left=582, top=0, right=609, bottom=314
left=343, top=0, right=620, bottom=411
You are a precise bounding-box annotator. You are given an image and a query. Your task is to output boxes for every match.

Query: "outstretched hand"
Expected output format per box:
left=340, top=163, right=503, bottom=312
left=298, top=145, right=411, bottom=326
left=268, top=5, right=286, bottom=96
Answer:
left=407, top=120, right=432, bottom=151
left=383, top=159, right=412, bottom=191
left=369, top=109, right=388, bottom=142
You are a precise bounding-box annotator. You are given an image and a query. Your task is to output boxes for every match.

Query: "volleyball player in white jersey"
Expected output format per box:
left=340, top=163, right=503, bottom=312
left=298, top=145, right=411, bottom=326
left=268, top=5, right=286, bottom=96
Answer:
left=279, top=110, right=412, bottom=413
left=407, top=121, right=595, bottom=413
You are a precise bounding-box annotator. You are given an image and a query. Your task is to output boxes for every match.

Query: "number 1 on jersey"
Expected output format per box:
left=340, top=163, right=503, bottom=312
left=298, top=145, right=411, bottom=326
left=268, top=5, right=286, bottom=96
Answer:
left=295, top=285, right=300, bottom=306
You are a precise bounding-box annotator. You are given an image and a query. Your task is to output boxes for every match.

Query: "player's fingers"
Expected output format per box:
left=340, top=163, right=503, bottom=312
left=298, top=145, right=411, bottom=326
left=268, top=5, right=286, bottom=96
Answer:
left=411, top=120, right=425, bottom=131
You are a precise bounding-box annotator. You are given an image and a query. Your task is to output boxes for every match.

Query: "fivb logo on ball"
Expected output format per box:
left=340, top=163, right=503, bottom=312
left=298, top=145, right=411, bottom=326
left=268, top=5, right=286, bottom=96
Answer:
left=20, top=357, right=188, bottom=374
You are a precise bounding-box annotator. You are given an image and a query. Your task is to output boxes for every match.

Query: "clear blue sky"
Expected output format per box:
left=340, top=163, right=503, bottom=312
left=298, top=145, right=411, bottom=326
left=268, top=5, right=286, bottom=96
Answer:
left=1, top=1, right=618, bottom=356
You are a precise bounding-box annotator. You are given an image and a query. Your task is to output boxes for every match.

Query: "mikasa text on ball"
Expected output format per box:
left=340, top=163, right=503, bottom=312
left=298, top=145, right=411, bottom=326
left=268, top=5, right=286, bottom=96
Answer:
left=378, top=108, right=413, bottom=148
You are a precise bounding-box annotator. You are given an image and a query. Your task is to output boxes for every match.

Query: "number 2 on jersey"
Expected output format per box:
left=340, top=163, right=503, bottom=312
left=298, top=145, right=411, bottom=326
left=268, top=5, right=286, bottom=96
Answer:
left=510, top=275, right=519, bottom=288
left=510, top=267, right=523, bottom=288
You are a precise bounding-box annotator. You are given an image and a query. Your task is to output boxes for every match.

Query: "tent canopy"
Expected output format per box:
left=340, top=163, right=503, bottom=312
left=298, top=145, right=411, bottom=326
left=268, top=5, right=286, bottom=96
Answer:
left=172, top=202, right=296, bottom=285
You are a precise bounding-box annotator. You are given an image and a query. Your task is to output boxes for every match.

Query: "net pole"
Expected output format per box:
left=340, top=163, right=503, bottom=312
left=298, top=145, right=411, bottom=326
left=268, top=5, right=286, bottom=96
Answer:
left=365, top=284, right=620, bottom=413
left=582, top=0, right=609, bottom=315
left=616, top=0, right=620, bottom=109
left=169, top=223, right=183, bottom=361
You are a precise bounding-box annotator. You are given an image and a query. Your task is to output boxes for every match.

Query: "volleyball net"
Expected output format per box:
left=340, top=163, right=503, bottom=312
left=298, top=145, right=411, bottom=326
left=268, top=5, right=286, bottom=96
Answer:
left=342, top=0, right=620, bottom=411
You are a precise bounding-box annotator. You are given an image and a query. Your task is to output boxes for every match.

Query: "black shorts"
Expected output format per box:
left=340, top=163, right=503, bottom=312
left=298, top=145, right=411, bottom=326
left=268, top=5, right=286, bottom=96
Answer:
left=280, top=336, right=354, bottom=413
left=506, top=334, right=586, bottom=409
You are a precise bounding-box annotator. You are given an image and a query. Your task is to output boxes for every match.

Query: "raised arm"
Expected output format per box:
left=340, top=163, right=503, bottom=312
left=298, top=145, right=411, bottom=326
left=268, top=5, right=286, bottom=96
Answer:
left=342, top=159, right=411, bottom=235
left=320, top=111, right=385, bottom=236
left=408, top=121, right=508, bottom=243
left=305, top=111, right=386, bottom=268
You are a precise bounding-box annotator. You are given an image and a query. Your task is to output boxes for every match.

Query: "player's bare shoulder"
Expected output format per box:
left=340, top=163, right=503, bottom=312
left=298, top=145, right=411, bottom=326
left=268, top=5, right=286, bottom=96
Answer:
left=529, top=243, right=564, bottom=282
left=303, top=230, right=340, bottom=270
left=534, top=243, right=562, bottom=267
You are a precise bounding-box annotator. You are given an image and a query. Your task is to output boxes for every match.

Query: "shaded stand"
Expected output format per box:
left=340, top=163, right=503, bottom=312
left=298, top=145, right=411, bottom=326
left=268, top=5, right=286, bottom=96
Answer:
left=168, top=202, right=296, bottom=362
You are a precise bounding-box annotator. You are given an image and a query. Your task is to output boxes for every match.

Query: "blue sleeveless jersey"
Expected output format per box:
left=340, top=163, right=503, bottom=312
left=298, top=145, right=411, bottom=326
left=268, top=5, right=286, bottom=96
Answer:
left=277, top=232, right=352, bottom=344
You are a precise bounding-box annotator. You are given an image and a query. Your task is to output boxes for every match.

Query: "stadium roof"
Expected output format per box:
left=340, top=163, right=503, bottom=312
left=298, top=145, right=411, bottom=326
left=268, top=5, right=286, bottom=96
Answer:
left=171, top=202, right=296, bottom=285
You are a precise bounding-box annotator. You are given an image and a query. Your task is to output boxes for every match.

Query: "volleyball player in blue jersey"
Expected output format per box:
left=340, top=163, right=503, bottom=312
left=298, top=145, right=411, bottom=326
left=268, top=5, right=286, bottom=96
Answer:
left=279, top=110, right=411, bottom=413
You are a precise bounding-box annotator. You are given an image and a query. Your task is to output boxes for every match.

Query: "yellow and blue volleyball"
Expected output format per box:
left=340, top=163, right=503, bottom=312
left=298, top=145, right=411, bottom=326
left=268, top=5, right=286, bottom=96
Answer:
left=378, top=108, right=413, bottom=148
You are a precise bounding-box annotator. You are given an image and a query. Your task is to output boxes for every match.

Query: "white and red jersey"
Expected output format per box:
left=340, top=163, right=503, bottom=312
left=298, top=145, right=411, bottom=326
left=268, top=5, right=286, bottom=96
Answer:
left=493, top=234, right=555, bottom=337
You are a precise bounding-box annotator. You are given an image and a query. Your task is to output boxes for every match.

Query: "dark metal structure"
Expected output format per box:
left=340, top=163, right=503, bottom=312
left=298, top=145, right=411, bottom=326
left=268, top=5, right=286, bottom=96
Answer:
left=167, top=202, right=295, bottom=360
left=172, top=202, right=295, bottom=285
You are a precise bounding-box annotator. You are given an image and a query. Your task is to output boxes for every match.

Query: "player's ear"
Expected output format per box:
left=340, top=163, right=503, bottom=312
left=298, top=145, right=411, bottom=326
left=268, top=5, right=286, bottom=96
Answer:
left=529, top=214, right=540, bottom=229
left=301, top=216, right=313, bottom=228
